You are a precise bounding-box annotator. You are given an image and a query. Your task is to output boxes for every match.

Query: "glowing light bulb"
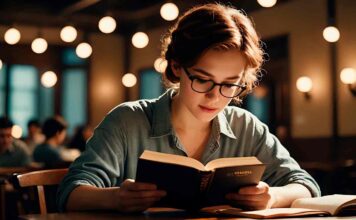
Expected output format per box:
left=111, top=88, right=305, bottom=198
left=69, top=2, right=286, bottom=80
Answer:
left=60, top=26, right=78, bottom=42
left=12, top=125, right=23, bottom=138
left=131, top=32, right=149, bottom=48
left=41, top=71, right=58, bottom=88
left=160, top=3, right=179, bottom=21
left=257, top=0, right=277, bottom=8
left=323, top=26, right=340, bottom=42
left=122, top=73, right=137, bottom=87
left=154, top=58, right=168, bottom=73
left=340, top=68, right=356, bottom=84
left=76, top=42, right=92, bottom=58
left=31, top=37, right=48, bottom=54
left=0, top=59, right=3, bottom=70
left=4, top=28, right=21, bottom=45
left=296, top=76, right=313, bottom=93
left=98, top=16, right=117, bottom=34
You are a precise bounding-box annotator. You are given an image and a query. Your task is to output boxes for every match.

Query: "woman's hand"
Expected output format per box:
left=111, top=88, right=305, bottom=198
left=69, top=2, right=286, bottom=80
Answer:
left=114, top=179, right=167, bottom=213
left=226, top=181, right=275, bottom=210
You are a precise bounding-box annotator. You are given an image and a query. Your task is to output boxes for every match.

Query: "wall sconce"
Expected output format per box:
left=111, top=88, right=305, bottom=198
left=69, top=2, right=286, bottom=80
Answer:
left=296, top=76, right=313, bottom=100
left=340, top=68, right=356, bottom=96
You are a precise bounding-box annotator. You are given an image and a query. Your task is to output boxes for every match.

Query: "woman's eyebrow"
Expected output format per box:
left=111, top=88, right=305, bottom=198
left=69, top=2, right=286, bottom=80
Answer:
left=192, top=68, right=241, bottom=80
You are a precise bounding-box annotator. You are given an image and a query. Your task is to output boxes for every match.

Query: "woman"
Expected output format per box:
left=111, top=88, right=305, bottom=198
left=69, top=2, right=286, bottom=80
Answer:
left=58, top=3, right=320, bottom=213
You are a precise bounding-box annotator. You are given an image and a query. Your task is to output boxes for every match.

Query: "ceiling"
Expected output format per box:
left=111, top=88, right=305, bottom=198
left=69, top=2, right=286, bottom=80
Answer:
left=0, top=0, right=289, bottom=36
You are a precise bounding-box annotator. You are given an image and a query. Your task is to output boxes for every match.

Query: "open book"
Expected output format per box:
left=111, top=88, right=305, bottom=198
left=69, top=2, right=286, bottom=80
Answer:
left=135, top=150, right=265, bottom=210
left=214, top=194, right=356, bottom=218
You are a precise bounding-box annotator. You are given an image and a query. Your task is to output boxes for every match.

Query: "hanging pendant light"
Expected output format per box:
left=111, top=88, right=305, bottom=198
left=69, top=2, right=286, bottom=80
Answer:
left=60, top=25, right=78, bottom=43
left=4, top=27, right=21, bottom=45
left=98, top=16, right=117, bottom=34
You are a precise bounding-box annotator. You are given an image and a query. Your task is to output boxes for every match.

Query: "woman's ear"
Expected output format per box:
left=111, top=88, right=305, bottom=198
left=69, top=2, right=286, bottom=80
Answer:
left=170, top=60, right=181, bottom=77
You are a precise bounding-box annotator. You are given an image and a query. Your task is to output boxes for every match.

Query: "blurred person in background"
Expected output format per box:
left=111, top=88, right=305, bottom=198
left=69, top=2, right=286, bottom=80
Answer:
left=0, top=116, right=31, bottom=167
left=23, top=119, right=45, bottom=153
left=33, top=116, right=68, bottom=168
left=67, top=125, right=93, bottom=152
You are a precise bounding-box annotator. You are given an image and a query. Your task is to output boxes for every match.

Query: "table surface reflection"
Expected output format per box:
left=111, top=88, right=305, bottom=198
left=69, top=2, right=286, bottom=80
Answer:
left=18, top=208, right=356, bottom=220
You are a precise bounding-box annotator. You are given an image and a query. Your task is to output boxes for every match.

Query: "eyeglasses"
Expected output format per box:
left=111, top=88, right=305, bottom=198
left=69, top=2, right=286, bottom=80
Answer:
left=183, top=68, right=246, bottom=98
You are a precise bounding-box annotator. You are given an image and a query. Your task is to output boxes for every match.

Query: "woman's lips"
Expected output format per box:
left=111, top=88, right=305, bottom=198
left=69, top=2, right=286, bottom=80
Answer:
left=199, top=105, right=218, bottom=113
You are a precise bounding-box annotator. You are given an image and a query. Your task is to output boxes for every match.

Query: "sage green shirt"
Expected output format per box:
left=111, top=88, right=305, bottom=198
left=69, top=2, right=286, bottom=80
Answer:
left=0, top=139, right=31, bottom=167
left=57, top=89, right=320, bottom=211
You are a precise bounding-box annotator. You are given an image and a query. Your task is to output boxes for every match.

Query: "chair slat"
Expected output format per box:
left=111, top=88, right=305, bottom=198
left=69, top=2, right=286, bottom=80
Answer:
left=37, top=185, right=47, bottom=214
left=17, top=168, right=68, bottom=187
left=16, top=168, right=68, bottom=214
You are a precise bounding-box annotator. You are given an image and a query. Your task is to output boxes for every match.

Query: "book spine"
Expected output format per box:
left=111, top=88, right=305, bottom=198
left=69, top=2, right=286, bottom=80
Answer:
left=199, top=171, right=213, bottom=192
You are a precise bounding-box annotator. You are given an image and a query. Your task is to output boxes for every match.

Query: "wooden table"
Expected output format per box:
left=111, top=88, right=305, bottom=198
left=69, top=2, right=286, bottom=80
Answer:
left=19, top=211, right=356, bottom=220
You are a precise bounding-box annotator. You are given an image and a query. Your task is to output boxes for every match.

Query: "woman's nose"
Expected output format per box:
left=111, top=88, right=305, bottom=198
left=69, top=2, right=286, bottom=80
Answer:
left=205, top=85, right=220, bottom=99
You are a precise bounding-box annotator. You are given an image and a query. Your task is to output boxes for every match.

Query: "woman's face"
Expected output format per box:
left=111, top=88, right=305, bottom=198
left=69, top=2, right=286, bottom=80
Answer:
left=174, top=48, right=246, bottom=122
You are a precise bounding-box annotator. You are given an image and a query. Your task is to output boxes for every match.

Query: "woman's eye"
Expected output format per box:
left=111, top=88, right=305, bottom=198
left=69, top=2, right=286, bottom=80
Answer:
left=223, top=84, right=235, bottom=89
left=195, top=77, right=209, bottom=83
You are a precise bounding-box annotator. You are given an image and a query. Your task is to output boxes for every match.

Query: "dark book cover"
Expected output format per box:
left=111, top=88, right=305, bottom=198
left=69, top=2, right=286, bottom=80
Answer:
left=204, top=164, right=266, bottom=206
left=136, top=159, right=204, bottom=210
left=135, top=151, right=266, bottom=210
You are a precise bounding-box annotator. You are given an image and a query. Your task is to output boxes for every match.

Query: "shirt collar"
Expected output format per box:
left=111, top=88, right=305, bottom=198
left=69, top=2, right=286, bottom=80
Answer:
left=150, top=89, right=176, bottom=137
left=215, top=110, right=237, bottom=139
left=150, top=89, right=237, bottom=140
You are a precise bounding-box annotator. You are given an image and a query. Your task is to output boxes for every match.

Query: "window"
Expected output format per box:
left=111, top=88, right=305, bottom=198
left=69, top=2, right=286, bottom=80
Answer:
left=61, top=69, right=87, bottom=135
left=61, top=48, right=88, bottom=136
left=8, top=65, right=39, bottom=137
left=39, top=84, right=55, bottom=122
left=0, top=64, right=6, bottom=116
left=139, top=69, right=164, bottom=99
left=0, top=46, right=88, bottom=138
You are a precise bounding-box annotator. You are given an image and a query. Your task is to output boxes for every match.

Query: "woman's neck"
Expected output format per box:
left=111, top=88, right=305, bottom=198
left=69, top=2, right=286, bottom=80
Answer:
left=171, top=94, right=211, bottom=132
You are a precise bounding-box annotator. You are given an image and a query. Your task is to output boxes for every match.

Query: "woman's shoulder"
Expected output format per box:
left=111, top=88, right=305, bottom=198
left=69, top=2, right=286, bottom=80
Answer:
left=108, top=98, right=157, bottom=118
left=98, top=98, right=160, bottom=130
left=222, top=105, right=269, bottom=137
left=223, top=105, right=258, bottom=121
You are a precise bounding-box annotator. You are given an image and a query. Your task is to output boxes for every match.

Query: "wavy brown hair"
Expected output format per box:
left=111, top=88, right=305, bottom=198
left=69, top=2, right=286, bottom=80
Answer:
left=160, top=3, right=264, bottom=103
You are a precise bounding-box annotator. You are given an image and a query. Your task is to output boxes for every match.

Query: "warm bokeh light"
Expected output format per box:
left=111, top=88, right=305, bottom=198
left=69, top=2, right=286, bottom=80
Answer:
left=41, top=71, right=58, bottom=88
left=122, top=73, right=137, bottom=87
left=0, top=59, right=2, bottom=70
left=31, top=37, right=48, bottom=54
left=340, top=68, right=356, bottom=84
left=296, top=76, right=313, bottom=93
left=12, top=125, right=23, bottom=138
left=257, top=0, right=277, bottom=8
left=323, top=26, right=340, bottom=42
left=160, top=3, right=179, bottom=21
left=98, top=16, right=117, bottom=34
left=4, top=27, right=21, bottom=45
left=76, top=42, right=92, bottom=58
left=131, top=32, right=149, bottom=48
left=60, top=26, right=78, bottom=43
left=154, top=58, right=168, bottom=73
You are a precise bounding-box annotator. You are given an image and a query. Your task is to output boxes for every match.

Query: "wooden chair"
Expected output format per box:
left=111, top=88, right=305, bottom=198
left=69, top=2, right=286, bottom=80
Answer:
left=15, top=168, right=68, bottom=214
left=0, top=167, right=38, bottom=220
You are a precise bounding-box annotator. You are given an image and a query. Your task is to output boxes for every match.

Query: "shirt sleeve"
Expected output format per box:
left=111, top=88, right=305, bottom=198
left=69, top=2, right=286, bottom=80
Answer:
left=56, top=110, right=127, bottom=212
left=248, top=115, right=321, bottom=197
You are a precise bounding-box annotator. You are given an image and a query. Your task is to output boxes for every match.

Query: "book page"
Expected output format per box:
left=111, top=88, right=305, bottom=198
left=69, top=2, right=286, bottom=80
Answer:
left=140, top=150, right=205, bottom=170
left=291, top=194, right=356, bottom=215
left=217, top=207, right=329, bottom=218
left=205, top=156, right=261, bottom=170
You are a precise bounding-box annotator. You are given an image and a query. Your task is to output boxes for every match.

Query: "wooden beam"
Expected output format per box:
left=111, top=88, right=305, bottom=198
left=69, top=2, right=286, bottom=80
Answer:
left=61, top=0, right=102, bottom=15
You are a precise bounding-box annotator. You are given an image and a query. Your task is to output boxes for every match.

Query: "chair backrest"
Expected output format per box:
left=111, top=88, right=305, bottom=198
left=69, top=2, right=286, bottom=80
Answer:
left=16, top=168, right=68, bottom=214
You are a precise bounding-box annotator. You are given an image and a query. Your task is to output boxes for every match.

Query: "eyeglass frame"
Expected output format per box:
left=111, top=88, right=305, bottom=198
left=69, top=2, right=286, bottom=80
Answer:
left=183, top=67, right=246, bottom=98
